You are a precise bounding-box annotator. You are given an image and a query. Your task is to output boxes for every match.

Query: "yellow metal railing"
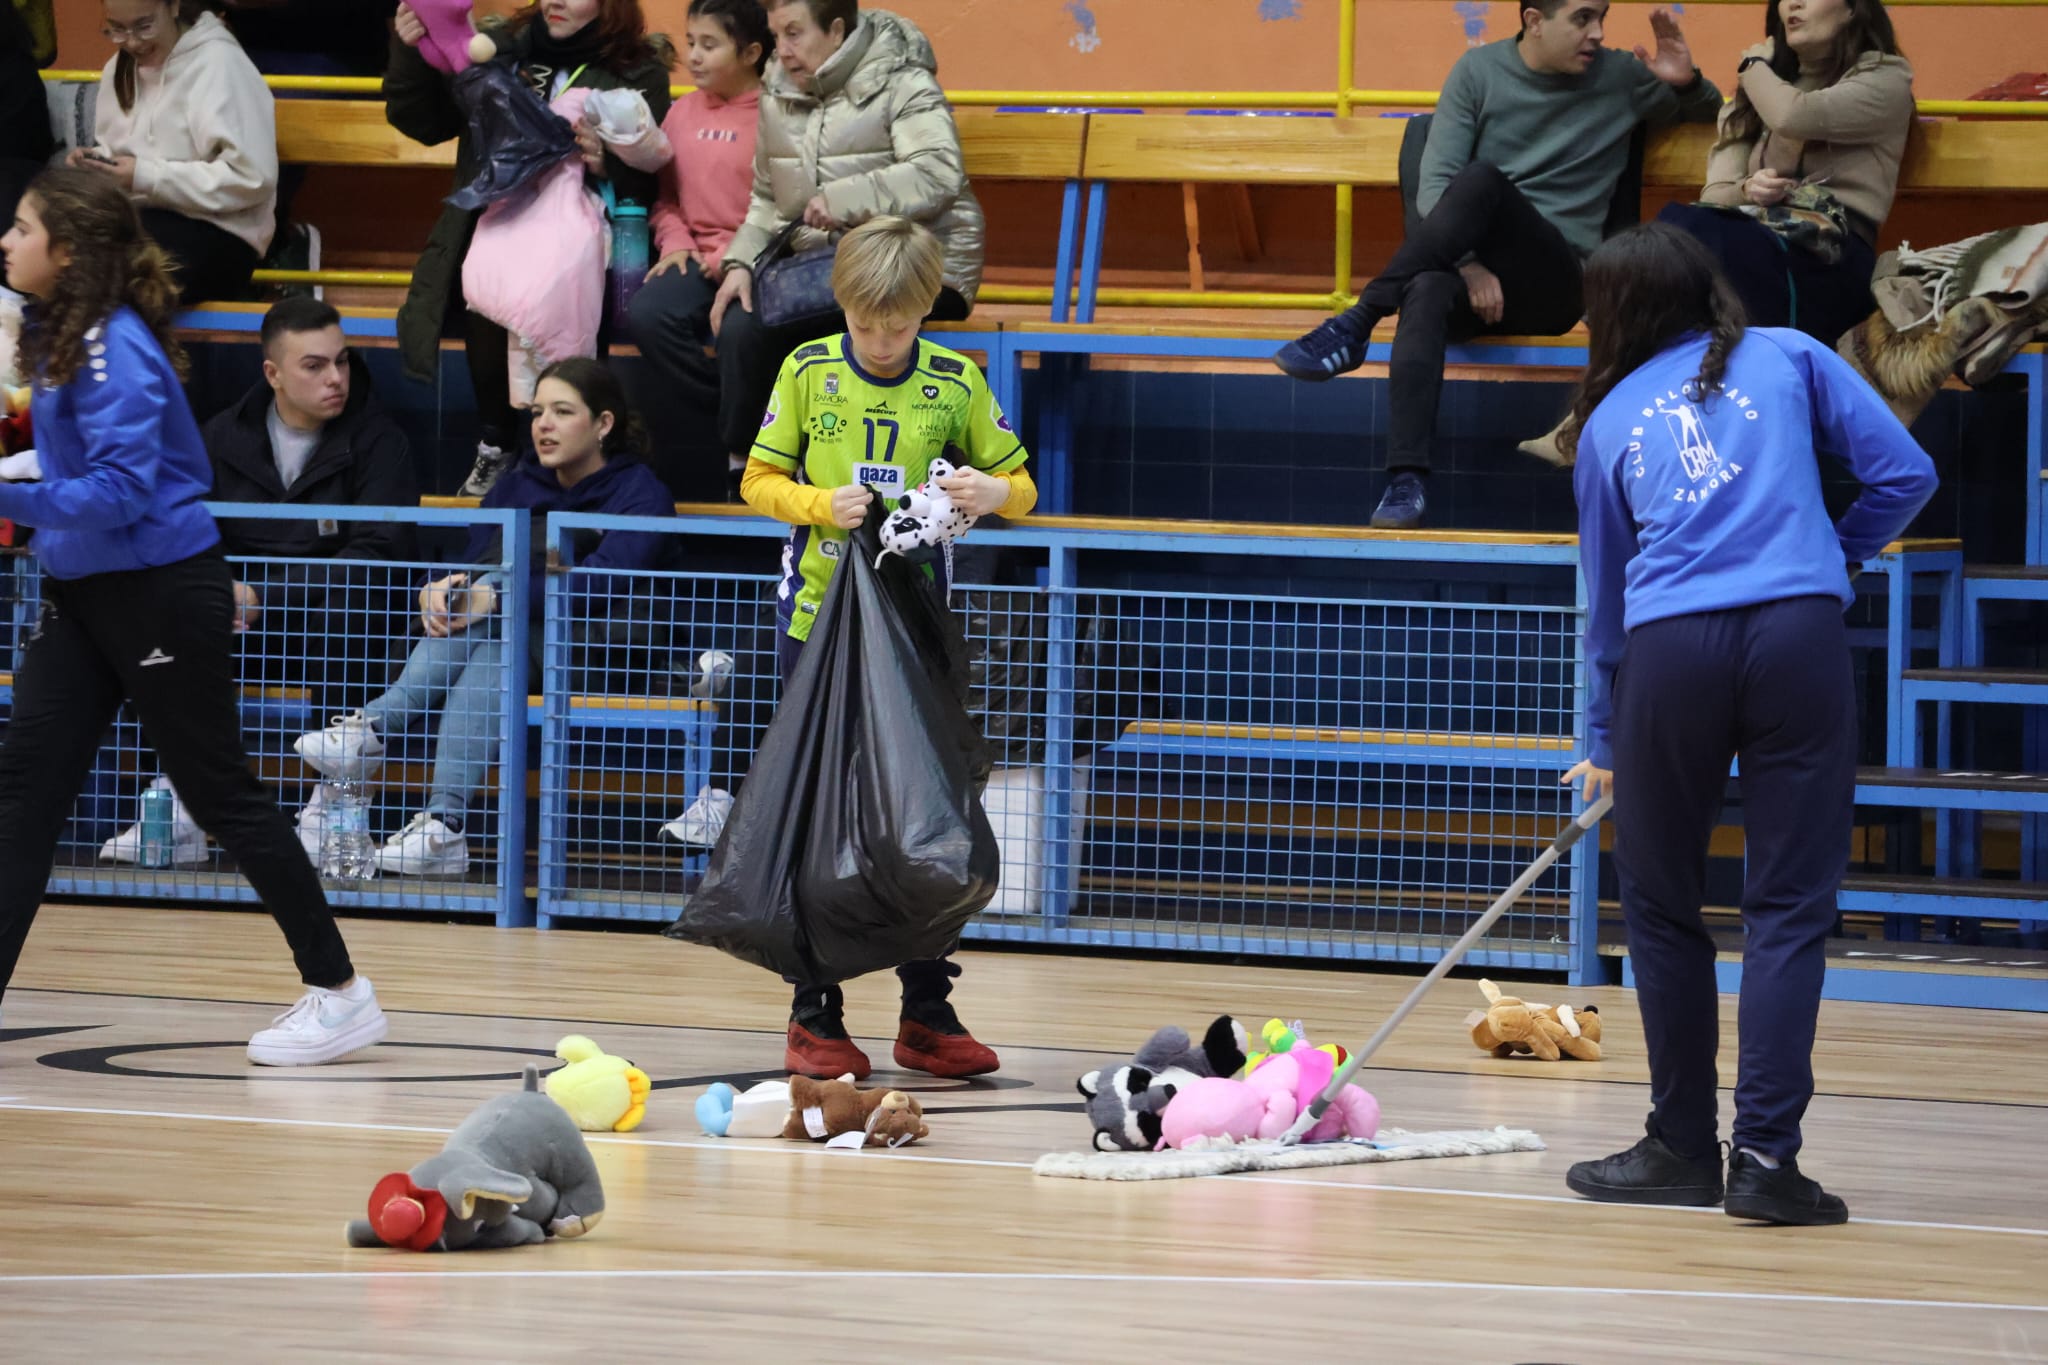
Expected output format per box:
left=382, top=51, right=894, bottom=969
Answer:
left=46, top=0, right=2048, bottom=311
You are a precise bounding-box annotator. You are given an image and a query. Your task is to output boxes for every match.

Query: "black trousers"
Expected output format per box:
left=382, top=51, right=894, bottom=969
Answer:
left=0, top=550, right=355, bottom=1001
left=464, top=310, right=525, bottom=451
left=1612, top=595, right=1856, bottom=1162
left=139, top=208, right=261, bottom=307
left=1656, top=202, right=1879, bottom=347
left=628, top=259, right=724, bottom=416
left=715, top=285, right=971, bottom=456
left=1360, top=163, right=1585, bottom=471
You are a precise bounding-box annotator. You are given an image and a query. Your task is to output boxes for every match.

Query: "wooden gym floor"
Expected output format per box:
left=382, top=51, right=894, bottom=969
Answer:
left=2, top=905, right=2044, bottom=1363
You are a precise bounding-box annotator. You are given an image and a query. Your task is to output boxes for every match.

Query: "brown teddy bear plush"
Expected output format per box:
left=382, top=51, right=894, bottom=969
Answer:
left=1465, top=979, right=1602, bottom=1062
left=779, top=1075, right=930, bottom=1148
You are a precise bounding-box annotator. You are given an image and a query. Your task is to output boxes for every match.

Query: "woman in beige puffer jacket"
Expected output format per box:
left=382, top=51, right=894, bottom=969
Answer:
left=703, top=1, right=984, bottom=462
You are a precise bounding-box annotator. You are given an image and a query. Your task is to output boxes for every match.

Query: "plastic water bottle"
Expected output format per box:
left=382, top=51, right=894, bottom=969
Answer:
left=321, top=782, right=378, bottom=881
left=139, top=786, right=176, bottom=869
left=609, top=199, right=651, bottom=323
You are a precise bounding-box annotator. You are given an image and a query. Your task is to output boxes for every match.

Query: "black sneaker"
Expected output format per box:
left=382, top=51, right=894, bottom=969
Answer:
left=1273, top=312, right=1372, bottom=382
left=1566, top=1133, right=1725, bottom=1206
left=1724, top=1150, right=1849, bottom=1226
left=1370, top=471, right=1429, bottom=530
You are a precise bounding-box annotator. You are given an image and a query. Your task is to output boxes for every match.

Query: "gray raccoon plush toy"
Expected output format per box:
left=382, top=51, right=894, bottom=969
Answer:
left=1076, top=1017, right=1247, bottom=1152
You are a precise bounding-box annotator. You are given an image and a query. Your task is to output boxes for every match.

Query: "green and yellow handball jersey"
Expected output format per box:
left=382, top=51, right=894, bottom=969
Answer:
left=752, top=334, right=1028, bottom=641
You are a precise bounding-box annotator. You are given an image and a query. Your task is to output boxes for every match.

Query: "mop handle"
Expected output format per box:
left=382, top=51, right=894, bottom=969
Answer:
left=1279, top=791, right=1614, bottom=1146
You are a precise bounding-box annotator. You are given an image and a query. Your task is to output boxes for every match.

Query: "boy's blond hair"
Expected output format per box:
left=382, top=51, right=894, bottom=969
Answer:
left=831, top=216, right=945, bottom=322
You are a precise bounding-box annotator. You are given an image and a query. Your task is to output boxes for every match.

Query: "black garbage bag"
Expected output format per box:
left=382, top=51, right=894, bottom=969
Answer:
left=665, top=497, right=999, bottom=984
left=445, top=60, right=578, bottom=213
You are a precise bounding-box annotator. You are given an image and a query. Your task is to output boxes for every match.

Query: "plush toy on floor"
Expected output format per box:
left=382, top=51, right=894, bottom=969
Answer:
left=1077, top=1016, right=1247, bottom=1152
left=1465, top=979, right=1602, bottom=1062
left=1242, top=1018, right=1347, bottom=1076
left=1153, top=1039, right=1379, bottom=1151
left=346, top=1068, right=606, bottom=1251
left=544, top=1034, right=651, bottom=1133
left=697, top=1074, right=929, bottom=1148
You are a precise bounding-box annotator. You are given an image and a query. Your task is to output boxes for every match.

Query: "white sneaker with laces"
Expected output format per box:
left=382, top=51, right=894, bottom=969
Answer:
left=99, top=776, right=208, bottom=866
left=661, top=786, right=733, bottom=848
left=247, top=977, right=389, bottom=1066
left=296, top=782, right=334, bottom=860
left=458, top=440, right=513, bottom=498
left=294, top=712, right=386, bottom=780
left=377, top=812, right=469, bottom=877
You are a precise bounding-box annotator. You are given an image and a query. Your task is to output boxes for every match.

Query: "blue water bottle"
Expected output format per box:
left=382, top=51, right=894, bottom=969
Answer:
left=609, top=198, right=651, bottom=324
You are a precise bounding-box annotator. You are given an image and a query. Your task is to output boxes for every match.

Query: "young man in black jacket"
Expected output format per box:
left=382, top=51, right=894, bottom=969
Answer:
left=100, top=299, right=420, bottom=866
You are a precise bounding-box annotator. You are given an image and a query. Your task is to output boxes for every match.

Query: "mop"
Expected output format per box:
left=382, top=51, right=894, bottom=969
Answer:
left=1034, top=793, right=1613, bottom=1180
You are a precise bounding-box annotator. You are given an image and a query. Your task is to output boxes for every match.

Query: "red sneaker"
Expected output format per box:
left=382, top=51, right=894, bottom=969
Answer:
left=785, top=1023, right=871, bottom=1080
left=893, top=1019, right=999, bottom=1078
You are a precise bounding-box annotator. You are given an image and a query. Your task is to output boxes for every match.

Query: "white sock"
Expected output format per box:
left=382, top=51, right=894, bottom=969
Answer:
left=1739, top=1146, right=1781, bottom=1169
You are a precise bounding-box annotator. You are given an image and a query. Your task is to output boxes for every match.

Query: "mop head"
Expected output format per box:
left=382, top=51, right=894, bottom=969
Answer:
left=1032, top=1125, right=1544, bottom=1181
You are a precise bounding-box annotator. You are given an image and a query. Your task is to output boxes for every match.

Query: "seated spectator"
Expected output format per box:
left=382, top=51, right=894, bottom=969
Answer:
left=73, top=0, right=278, bottom=305
left=0, top=2, right=54, bottom=227
left=1658, top=0, right=1911, bottom=344
left=215, top=0, right=402, bottom=291
left=384, top=0, right=673, bottom=499
left=626, top=0, right=768, bottom=496
left=291, top=359, right=674, bottom=877
left=1272, top=2, right=1720, bottom=530
left=707, top=0, right=983, bottom=497
left=100, top=298, right=419, bottom=866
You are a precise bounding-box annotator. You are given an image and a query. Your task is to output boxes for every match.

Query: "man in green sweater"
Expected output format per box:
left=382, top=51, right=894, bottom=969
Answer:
left=1274, top=1, right=1722, bottom=529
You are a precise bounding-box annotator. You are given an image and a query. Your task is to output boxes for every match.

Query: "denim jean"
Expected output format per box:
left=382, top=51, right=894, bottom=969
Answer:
left=362, top=620, right=505, bottom=826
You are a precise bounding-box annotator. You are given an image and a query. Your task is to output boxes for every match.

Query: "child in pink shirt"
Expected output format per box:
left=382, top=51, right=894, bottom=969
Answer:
left=626, top=0, right=767, bottom=496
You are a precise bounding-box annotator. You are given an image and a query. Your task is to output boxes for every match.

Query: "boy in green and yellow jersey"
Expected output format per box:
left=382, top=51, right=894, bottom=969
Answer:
left=740, top=215, right=1037, bottom=1082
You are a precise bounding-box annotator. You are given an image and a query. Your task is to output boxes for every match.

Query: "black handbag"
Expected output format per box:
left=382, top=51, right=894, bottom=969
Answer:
left=751, top=219, right=841, bottom=330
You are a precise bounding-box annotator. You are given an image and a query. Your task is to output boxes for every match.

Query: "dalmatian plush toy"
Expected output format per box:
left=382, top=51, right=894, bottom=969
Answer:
left=1077, top=1016, right=1247, bottom=1152
left=877, top=456, right=978, bottom=564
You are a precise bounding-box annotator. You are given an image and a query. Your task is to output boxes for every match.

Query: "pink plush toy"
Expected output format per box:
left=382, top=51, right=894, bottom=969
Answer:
left=409, top=0, right=486, bottom=74
left=1153, top=1050, right=1380, bottom=1150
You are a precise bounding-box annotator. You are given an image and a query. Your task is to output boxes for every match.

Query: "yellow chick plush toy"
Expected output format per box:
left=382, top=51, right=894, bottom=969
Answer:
left=544, top=1035, right=651, bottom=1133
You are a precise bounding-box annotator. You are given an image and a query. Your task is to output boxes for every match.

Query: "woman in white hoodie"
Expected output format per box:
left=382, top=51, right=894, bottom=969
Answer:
left=70, top=0, right=278, bottom=304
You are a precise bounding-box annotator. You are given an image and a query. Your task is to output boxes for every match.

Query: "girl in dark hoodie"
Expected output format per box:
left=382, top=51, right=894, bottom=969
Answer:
left=292, top=358, right=673, bottom=876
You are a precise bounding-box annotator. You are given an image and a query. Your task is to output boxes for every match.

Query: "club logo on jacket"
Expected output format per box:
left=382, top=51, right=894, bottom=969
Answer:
left=1630, top=386, right=1758, bottom=507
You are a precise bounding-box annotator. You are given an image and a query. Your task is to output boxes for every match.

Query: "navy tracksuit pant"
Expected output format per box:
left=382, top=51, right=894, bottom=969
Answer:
left=1612, top=595, right=1857, bottom=1162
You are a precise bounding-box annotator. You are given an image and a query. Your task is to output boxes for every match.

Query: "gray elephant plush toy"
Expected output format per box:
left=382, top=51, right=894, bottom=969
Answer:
left=346, top=1067, right=607, bottom=1251
left=1077, top=1017, right=1246, bottom=1152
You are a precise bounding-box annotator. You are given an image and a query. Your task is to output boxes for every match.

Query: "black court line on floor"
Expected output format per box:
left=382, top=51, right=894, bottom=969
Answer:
left=12, top=985, right=2048, bottom=1113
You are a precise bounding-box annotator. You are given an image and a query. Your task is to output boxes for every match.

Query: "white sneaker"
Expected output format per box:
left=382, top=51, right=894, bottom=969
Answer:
left=296, top=782, right=333, bottom=860
left=294, top=712, right=386, bottom=780
left=99, top=776, right=208, bottom=866
left=247, top=977, right=388, bottom=1066
left=661, top=786, right=733, bottom=847
left=376, top=812, right=469, bottom=877
left=458, top=440, right=513, bottom=498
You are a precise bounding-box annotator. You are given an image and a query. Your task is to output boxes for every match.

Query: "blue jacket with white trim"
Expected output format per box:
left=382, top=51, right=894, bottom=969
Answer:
left=4, top=306, right=220, bottom=580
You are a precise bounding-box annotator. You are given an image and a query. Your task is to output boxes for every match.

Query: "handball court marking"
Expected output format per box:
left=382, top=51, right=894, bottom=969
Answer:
left=0, top=1267, right=2043, bottom=1317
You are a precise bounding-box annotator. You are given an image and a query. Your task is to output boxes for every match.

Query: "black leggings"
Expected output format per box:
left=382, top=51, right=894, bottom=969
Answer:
left=0, top=550, right=355, bottom=1001
left=139, top=208, right=261, bottom=306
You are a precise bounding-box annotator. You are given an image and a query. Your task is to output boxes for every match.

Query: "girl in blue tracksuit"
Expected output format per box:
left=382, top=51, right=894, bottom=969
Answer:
left=1557, top=224, right=1935, bottom=1227
left=0, top=168, right=385, bottom=1066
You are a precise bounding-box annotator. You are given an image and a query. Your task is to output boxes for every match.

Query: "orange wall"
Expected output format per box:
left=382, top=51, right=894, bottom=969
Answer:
left=55, top=1, right=2048, bottom=100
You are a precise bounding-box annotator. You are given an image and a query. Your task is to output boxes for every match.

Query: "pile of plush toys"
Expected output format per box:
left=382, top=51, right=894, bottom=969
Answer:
left=1078, top=1016, right=1380, bottom=1152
